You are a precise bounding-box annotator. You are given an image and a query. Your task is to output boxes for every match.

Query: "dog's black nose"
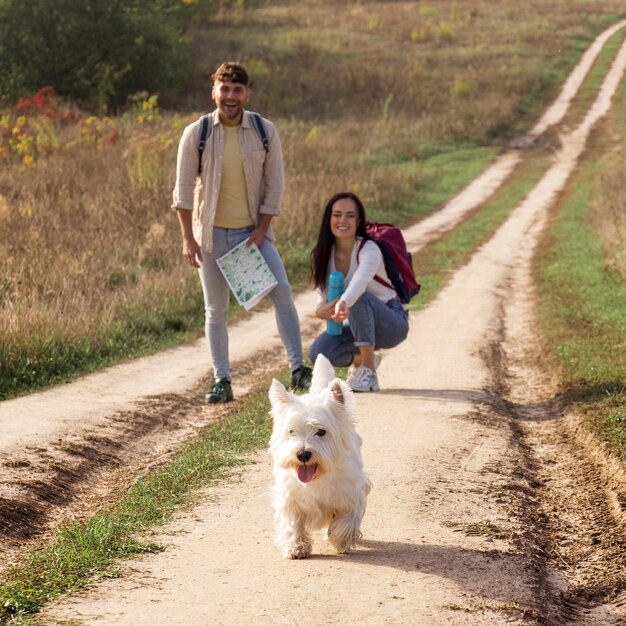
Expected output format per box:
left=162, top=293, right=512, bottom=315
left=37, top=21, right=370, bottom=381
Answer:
left=297, top=449, right=312, bottom=463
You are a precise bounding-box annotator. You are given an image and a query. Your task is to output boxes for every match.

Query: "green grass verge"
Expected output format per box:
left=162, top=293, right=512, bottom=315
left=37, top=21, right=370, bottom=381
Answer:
left=535, top=58, right=626, bottom=459
left=0, top=297, right=205, bottom=401
left=538, top=184, right=626, bottom=384
left=532, top=21, right=626, bottom=459
left=536, top=179, right=626, bottom=460
left=0, top=379, right=279, bottom=623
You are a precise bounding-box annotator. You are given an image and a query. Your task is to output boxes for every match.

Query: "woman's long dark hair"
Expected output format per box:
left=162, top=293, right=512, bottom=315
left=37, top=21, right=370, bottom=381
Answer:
left=310, top=191, right=369, bottom=291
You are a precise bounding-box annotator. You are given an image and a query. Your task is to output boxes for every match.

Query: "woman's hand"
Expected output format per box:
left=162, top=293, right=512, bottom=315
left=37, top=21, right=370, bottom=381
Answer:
left=332, top=299, right=349, bottom=322
left=315, top=298, right=342, bottom=321
left=315, top=298, right=350, bottom=321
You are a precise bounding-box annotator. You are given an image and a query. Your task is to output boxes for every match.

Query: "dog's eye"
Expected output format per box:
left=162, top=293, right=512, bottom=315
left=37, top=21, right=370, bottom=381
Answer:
left=289, top=429, right=295, bottom=435
left=316, top=429, right=326, bottom=437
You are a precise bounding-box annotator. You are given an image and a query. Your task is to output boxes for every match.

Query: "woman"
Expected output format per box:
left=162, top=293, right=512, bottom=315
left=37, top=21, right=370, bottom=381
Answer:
left=309, top=192, right=409, bottom=392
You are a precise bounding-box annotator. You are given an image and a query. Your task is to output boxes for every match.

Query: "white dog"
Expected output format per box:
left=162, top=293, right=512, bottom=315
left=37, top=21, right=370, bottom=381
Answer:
left=268, top=354, right=372, bottom=559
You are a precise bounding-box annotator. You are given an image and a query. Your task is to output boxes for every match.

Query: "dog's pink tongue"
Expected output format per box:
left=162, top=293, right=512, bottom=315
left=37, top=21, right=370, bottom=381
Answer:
left=297, top=465, right=316, bottom=483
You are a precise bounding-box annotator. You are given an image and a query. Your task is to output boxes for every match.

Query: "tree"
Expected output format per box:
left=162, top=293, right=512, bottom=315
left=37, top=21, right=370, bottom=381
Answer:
left=0, top=0, right=197, bottom=112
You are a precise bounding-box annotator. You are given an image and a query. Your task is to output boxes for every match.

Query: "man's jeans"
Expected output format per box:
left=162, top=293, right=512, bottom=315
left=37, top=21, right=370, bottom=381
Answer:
left=308, top=292, right=409, bottom=367
left=198, top=226, right=303, bottom=381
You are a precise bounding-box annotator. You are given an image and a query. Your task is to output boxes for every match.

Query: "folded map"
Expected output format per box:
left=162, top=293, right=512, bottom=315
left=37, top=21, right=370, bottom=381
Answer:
left=216, top=240, right=278, bottom=310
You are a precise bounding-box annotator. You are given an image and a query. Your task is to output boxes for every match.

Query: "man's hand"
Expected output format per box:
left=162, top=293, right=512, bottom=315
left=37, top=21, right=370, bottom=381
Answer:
left=182, top=237, right=202, bottom=268
left=246, top=213, right=272, bottom=248
left=246, top=227, right=267, bottom=248
left=176, top=208, right=202, bottom=268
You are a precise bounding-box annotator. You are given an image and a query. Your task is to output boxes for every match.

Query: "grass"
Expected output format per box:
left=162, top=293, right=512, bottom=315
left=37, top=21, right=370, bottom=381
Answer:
left=368, top=143, right=498, bottom=223
left=0, top=299, right=203, bottom=398
left=537, top=184, right=626, bottom=459
left=442, top=520, right=503, bottom=537
left=535, top=76, right=626, bottom=460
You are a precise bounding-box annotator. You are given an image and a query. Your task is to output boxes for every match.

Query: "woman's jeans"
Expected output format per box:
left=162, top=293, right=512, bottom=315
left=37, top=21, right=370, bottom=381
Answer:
left=198, top=226, right=303, bottom=381
left=308, top=292, right=409, bottom=367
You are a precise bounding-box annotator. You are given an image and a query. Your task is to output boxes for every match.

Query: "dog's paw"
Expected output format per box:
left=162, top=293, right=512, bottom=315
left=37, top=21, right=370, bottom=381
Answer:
left=327, top=515, right=362, bottom=554
left=328, top=533, right=354, bottom=554
left=284, top=541, right=312, bottom=560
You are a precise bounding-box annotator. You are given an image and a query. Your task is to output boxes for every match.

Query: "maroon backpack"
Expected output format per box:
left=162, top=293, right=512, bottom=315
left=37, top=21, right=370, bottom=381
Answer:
left=357, top=221, right=421, bottom=304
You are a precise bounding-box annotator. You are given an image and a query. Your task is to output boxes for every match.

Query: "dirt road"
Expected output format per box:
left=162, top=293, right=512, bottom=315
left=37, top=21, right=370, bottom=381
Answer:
left=2, top=21, right=626, bottom=626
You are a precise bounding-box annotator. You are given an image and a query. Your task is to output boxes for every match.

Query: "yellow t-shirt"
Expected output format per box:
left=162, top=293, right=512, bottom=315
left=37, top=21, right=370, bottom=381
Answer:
left=214, top=125, right=253, bottom=228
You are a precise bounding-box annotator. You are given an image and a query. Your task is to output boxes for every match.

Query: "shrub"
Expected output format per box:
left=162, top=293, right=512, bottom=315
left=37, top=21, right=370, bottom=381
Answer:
left=0, top=0, right=197, bottom=112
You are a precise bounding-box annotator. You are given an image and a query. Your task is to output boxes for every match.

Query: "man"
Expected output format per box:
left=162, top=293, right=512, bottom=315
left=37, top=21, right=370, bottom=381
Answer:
left=172, top=61, right=311, bottom=403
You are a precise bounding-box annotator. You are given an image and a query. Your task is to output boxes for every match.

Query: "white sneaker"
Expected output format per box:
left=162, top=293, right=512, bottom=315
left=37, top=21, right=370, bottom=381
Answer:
left=346, top=366, right=380, bottom=392
left=348, top=352, right=382, bottom=377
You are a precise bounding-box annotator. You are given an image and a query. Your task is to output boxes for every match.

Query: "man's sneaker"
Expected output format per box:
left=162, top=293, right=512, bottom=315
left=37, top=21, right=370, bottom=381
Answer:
left=346, top=366, right=380, bottom=392
left=291, top=365, right=313, bottom=390
left=205, top=378, right=233, bottom=404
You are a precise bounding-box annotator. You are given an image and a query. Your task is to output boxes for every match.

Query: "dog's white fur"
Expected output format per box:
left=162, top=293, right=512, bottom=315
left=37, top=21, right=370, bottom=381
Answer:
left=268, top=355, right=372, bottom=559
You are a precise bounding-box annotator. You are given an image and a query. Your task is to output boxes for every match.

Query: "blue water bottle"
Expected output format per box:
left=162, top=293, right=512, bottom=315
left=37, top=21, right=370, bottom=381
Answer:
left=327, top=271, right=344, bottom=336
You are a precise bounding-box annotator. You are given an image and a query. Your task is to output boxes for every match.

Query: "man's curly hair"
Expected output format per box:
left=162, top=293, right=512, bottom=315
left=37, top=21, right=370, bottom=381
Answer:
left=212, top=62, right=249, bottom=85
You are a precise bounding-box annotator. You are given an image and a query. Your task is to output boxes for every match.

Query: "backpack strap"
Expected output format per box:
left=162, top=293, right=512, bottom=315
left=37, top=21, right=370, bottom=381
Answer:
left=250, top=112, right=269, bottom=153
left=356, top=239, right=395, bottom=292
left=197, top=114, right=211, bottom=175
left=196, top=111, right=268, bottom=176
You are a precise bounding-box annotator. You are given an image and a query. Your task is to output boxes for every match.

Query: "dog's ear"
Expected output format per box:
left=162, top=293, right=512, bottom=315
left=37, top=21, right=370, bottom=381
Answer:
left=269, top=378, right=292, bottom=412
left=330, top=379, right=346, bottom=405
left=327, top=379, right=359, bottom=443
left=328, top=378, right=357, bottom=415
left=310, top=354, right=335, bottom=393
